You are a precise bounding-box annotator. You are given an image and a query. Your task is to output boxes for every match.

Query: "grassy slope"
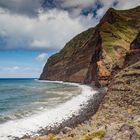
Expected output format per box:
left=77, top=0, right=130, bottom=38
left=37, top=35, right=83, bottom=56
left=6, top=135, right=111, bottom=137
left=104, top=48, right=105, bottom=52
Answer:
left=100, top=7, right=140, bottom=62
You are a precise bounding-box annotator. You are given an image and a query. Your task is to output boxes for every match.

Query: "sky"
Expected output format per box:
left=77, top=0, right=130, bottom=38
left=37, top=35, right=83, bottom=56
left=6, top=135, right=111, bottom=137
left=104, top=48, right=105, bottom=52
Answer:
left=0, top=0, right=140, bottom=78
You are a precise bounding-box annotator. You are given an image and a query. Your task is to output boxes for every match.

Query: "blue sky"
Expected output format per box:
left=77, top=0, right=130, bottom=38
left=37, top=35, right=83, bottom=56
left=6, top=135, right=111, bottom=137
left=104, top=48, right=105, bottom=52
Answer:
left=0, top=51, right=45, bottom=78
left=0, top=50, right=56, bottom=78
left=0, top=0, right=139, bottom=78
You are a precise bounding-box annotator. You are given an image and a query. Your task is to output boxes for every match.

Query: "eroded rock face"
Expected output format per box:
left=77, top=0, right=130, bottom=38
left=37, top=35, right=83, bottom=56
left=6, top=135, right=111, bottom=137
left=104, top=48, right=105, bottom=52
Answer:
left=40, top=6, right=140, bottom=86
left=124, top=32, right=140, bottom=67
left=130, top=32, right=140, bottom=50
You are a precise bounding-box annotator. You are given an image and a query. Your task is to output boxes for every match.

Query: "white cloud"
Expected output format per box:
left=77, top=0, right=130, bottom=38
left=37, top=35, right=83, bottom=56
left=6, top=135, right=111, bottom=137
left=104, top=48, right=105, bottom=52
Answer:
left=56, top=0, right=97, bottom=18
left=0, top=0, right=139, bottom=51
left=31, top=40, right=49, bottom=48
left=59, top=0, right=96, bottom=8
left=2, top=66, right=20, bottom=72
left=0, top=66, right=40, bottom=78
left=115, top=0, right=140, bottom=10
left=0, top=0, right=42, bottom=16
left=36, top=53, right=48, bottom=62
left=12, top=66, right=20, bottom=71
left=0, top=8, right=96, bottom=50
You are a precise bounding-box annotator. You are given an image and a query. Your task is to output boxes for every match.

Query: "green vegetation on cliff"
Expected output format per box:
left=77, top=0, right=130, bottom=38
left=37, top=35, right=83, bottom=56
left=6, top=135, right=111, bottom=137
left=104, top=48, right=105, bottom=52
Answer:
left=100, top=7, right=140, bottom=61
left=40, top=6, right=140, bottom=86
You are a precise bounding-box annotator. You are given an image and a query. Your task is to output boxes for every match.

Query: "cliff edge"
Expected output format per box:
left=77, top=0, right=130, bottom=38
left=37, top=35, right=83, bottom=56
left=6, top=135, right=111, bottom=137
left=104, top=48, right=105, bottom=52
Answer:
left=40, top=6, right=140, bottom=87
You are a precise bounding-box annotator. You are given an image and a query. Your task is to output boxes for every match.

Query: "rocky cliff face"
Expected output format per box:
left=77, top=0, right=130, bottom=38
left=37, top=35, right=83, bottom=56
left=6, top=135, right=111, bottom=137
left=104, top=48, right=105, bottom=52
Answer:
left=40, top=6, right=140, bottom=86
left=26, top=26, right=140, bottom=140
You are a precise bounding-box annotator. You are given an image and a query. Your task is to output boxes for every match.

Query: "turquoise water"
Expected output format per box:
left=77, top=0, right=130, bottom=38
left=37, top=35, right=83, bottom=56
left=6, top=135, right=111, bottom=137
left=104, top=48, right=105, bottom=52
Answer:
left=0, top=78, right=80, bottom=124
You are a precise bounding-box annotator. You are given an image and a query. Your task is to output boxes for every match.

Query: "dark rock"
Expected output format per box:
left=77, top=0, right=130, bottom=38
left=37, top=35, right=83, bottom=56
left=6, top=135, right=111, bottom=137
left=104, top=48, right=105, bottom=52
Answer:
left=113, top=124, right=140, bottom=140
left=130, top=32, right=140, bottom=50
left=61, top=127, right=72, bottom=134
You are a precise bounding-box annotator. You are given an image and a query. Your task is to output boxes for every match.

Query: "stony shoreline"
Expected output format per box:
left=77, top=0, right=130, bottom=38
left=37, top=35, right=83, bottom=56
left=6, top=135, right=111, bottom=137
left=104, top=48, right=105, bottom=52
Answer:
left=38, top=87, right=107, bottom=135
left=20, top=86, right=106, bottom=140
left=22, top=61, right=140, bottom=140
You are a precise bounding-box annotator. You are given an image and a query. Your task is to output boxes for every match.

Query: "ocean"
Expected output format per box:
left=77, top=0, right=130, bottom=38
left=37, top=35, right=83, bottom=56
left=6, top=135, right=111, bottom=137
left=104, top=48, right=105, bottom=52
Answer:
left=0, top=78, right=98, bottom=140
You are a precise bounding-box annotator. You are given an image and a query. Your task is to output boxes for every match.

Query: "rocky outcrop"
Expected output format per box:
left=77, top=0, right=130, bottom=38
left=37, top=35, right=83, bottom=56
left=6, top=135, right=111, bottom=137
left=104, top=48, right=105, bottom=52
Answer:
left=130, top=32, right=140, bottom=50
left=124, top=32, right=140, bottom=68
left=40, top=6, right=140, bottom=86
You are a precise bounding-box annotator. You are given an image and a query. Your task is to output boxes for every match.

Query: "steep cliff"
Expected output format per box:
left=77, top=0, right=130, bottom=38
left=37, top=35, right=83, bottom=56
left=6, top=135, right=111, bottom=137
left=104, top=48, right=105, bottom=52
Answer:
left=25, top=21, right=140, bottom=140
left=40, top=6, right=140, bottom=86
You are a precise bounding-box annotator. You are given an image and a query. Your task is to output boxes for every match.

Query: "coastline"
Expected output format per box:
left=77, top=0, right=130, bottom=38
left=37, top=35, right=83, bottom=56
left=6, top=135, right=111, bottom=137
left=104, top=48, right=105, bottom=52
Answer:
left=34, top=86, right=106, bottom=136
left=20, top=81, right=107, bottom=140
left=0, top=81, right=106, bottom=140
left=29, top=61, right=140, bottom=140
